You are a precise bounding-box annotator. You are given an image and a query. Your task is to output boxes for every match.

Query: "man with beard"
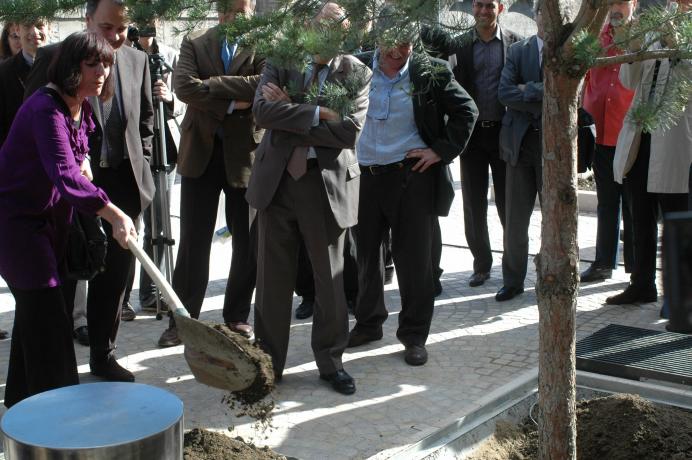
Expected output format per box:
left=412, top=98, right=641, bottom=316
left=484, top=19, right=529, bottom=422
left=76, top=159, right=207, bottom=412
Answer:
left=580, top=0, right=637, bottom=283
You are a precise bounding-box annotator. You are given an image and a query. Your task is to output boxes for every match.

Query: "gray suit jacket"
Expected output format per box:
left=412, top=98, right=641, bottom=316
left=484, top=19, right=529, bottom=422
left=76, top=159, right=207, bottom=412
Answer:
left=246, top=55, right=371, bottom=229
left=498, top=35, right=543, bottom=166
left=25, top=43, right=155, bottom=214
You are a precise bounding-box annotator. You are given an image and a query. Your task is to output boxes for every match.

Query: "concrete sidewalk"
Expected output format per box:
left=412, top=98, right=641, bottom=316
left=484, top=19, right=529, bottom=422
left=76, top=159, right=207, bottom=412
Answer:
left=0, top=159, right=667, bottom=459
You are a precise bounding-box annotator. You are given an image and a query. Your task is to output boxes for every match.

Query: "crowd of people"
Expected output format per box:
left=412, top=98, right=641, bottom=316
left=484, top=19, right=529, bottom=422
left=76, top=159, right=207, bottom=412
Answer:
left=0, top=0, right=690, bottom=407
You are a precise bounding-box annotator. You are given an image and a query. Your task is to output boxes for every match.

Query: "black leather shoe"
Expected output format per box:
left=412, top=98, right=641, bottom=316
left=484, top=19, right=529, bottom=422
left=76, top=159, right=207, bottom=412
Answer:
left=469, top=271, right=490, bottom=287
left=347, top=328, right=383, bottom=348
left=121, top=302, right=136, bottom=322
left=295, top=298, right=314, bottom=319
left=404, top=345, right=428, bottom=366
left=580, top=265, right=612, bottom=282
left=90, top=356, right=135, bottom=382
left=158, top=326, right=182, bottom=347
left=320, top=369, right=356, bottom=395
left=605, top=285, right=657, bottom=305
left=73, top=326, right=89, bottom=346
left=495, top=286, right=524, bottom=302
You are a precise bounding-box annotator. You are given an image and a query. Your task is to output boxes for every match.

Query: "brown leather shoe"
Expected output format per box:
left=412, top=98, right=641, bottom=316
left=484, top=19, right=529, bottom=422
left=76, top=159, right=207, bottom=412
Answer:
left=347, top=328, right=383, bottom=348
left=121, top=302, right=136, bottom=322
left=226, top=321, right=254, bottom=339
left=469, top=271, right=490, bottom=287
left=90, top=355, right=135, bottom=382
left=158, top=326, right=182, bottom=348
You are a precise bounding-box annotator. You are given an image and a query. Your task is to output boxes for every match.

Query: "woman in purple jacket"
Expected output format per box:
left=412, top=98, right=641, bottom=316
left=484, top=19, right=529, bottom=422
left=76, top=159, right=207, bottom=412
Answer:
left=0, top=32, right=136, bottom=408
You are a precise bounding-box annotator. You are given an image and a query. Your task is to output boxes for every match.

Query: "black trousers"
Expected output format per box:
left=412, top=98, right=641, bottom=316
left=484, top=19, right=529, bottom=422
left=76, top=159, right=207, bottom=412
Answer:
left=460, top=125, right=506, bottom=273
left=295, top=227, right=358, bottom=303
left=171, top=139, right=256, bottom=323
left=592, top=144, right=634, bottom=271
left=87, top=160, right=141, bottom=362
left=624, top=133, right=688, bottom=290
left=354, top=162, right=435, bottom=346
left=6, top=282, right=79, bottom=408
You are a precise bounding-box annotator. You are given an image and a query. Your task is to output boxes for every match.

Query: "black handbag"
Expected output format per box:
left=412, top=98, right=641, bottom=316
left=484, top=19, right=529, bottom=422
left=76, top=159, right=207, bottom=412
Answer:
left=64, top=211, right=108, bottom=281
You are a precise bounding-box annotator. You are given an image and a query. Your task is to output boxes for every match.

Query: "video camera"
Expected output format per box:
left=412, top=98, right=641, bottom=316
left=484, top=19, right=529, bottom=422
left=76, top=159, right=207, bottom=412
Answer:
left=127, top=25, right=173, bottom=83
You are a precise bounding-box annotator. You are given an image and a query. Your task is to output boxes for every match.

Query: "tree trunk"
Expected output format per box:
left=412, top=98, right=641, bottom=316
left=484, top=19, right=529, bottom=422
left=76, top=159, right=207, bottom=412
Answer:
left=535, top=68, right=581, bottom=460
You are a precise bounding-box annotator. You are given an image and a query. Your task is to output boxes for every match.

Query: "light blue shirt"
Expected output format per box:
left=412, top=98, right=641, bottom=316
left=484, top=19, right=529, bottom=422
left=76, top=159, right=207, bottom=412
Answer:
left=357, top=51, right=427, bottom=166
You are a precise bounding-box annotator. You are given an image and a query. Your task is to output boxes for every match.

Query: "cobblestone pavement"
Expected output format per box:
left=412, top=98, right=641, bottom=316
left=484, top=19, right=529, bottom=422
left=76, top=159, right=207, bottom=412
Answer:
left=0, top=161, right=667, bottom=459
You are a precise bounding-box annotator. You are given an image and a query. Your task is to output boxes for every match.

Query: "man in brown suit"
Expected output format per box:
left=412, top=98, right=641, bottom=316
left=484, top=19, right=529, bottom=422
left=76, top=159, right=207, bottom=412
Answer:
left=157, top=0, right=264, bottom=347
left=247, top=2, right=371, bottom=395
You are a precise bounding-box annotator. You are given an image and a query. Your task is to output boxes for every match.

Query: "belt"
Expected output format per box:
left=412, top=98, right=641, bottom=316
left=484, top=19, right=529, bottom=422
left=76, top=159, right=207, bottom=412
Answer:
left=360, top=158, right=416, bottom=175
left=478, top=120, right=500, bottom=128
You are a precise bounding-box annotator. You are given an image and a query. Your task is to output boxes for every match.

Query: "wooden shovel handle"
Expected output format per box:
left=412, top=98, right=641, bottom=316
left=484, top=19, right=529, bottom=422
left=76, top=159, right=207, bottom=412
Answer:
left=127, top=237, right=190, bottom=319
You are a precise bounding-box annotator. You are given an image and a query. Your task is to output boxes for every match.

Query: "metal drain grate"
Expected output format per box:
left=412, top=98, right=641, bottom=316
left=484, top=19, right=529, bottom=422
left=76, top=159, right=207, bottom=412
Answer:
left=576, top=324, right=692, bottom=385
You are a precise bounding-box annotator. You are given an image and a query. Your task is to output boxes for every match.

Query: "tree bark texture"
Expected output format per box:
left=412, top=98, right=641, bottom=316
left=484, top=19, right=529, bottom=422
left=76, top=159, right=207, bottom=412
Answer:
left=536, top=67, right=581, bottom=460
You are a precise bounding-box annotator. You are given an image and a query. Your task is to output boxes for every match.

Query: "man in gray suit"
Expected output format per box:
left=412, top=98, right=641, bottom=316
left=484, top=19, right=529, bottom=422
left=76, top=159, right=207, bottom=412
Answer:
left=24, top=0, right=155, bottom=381
left=495, top=4, right=544, bottom=302
left=246, top=2, right=371, bottom=394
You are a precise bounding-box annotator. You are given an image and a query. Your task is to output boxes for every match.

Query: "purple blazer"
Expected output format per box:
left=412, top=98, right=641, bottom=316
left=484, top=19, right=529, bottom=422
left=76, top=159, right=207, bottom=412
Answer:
left=0, top=87, right=110, bottom=289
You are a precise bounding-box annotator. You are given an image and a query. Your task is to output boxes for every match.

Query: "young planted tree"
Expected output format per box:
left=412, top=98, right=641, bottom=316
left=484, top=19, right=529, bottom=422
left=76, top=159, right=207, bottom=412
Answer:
left=536, top=0, right=690, bottom=457
left=2, top=0, right=690, bottom=457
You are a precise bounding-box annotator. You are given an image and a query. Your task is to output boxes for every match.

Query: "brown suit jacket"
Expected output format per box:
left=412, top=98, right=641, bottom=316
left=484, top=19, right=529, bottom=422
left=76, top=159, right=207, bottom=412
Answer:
left=25, top=43, right=156, bottom=214
left=246, top=55, right=371, bottom=229
left=173, top=26, right=264, bottom=188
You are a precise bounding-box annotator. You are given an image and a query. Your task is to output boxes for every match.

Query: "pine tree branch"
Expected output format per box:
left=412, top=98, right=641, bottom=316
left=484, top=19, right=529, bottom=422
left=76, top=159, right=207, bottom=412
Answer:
left=593, top=48, right=692, bottom=66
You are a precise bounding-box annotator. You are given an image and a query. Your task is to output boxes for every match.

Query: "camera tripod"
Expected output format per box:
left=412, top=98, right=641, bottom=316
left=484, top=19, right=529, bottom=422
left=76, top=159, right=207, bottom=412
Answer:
left=146, top=50, right=176, bottom=320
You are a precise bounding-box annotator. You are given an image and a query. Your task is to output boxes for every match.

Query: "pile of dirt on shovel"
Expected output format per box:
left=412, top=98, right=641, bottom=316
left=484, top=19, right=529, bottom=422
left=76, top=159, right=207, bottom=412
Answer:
left=212, top=324, right=276, bottom=428
left=468, top=394, right=692, bottom=459
left=183, top=428, right=286, bottom=460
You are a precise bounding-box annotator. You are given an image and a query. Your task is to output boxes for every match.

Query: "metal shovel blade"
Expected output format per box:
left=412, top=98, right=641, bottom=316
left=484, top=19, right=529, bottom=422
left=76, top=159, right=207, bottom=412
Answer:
left=128, top=238, right=257, bottom=392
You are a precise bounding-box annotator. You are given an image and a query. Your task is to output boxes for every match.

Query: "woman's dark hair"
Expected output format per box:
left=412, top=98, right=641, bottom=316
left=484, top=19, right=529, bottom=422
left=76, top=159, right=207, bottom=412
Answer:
left=1, top=22, right=17, bottom=59
left=47, top=31, right=115, bottom=101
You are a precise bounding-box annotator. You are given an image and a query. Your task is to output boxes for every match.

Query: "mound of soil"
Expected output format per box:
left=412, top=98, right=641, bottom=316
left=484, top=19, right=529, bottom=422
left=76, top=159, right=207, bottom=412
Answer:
left=183, top=428, right=285, bottom=460
left=469, top=394, right=692, bottom=459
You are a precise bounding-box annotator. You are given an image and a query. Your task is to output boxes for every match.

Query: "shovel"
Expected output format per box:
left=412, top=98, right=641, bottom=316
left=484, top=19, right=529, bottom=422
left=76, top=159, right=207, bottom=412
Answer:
left=127, top=238, right=258, bottom=392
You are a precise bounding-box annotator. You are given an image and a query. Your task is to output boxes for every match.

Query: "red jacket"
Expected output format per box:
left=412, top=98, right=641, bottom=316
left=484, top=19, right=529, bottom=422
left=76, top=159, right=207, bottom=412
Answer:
left=583, top=25, right=634, bottom=147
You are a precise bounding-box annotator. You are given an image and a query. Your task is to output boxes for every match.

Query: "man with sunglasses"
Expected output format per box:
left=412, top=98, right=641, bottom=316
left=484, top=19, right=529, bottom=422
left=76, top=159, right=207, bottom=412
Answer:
left=447, top=0, right=521, bottom=290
